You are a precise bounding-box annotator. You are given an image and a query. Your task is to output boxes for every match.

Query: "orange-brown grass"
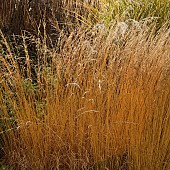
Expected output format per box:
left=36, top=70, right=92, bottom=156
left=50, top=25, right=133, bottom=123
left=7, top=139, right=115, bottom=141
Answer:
left=0, top=25, right=170, bottom=170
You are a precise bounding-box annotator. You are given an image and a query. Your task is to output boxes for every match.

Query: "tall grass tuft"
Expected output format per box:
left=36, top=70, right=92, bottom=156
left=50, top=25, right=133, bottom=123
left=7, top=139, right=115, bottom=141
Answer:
left=0, top=22, right=170, bottom=169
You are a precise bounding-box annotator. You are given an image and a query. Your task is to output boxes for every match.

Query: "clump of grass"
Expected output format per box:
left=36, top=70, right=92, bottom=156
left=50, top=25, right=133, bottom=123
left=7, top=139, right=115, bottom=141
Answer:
left=0, top=22, right=170, bottom=169
left=97, top=0, right=170, bottom=29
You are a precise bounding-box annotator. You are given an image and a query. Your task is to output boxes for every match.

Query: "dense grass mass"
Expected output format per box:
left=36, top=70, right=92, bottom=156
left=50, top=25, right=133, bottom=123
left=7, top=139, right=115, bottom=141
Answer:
left=0, top=0, right=170, bottom=170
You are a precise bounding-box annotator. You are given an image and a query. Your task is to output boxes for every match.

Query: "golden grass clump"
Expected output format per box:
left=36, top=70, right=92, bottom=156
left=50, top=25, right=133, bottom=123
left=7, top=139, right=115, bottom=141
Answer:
left=0, top=23, right=170, bottom=170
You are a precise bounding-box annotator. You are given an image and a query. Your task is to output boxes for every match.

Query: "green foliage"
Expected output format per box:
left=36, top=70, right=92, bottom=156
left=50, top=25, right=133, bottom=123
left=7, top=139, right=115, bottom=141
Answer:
left=0, top=165, right=12, bottom=170
left=98, top=0, right=170, bottom=28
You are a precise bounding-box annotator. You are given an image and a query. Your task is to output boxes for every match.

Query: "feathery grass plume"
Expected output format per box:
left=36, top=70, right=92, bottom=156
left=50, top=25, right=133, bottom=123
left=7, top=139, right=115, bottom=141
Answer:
left=0, top=22, right=170, bottom=169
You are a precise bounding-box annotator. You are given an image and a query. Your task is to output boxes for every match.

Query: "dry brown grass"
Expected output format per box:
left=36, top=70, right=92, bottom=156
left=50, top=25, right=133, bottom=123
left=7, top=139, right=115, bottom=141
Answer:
left=0, top=0, right=99, bottom=37
left=0, top=23, right=170, bottom=170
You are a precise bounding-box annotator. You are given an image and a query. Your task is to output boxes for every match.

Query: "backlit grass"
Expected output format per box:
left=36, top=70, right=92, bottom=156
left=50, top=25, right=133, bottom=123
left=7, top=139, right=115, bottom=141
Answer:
left=0, top=0, right=170, bottom=169
left=0, top=24, right=170, bottom=169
